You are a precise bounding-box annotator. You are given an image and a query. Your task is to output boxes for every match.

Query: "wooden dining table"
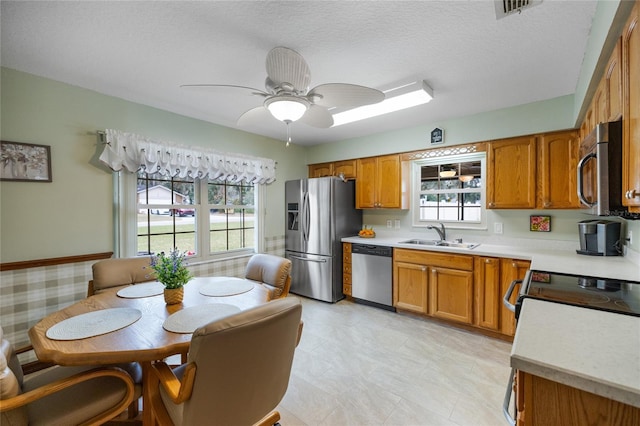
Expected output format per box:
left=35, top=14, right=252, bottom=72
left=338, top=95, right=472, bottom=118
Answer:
left=28, top=277, right=271, bottom=425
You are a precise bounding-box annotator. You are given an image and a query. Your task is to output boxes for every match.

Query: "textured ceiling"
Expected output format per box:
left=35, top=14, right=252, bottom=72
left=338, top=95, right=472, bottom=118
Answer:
left=1, top=1, right=597, bottom=146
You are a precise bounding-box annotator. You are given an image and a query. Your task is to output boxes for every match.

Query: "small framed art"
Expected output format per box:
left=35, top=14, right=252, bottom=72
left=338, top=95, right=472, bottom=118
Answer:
left=0, top=141, right=52, bottom=182
left=530, top=215, right=551, bottom=232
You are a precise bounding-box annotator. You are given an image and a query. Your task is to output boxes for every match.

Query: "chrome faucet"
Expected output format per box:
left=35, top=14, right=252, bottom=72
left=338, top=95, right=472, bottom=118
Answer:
left=427, top=222, right=446, bottom=241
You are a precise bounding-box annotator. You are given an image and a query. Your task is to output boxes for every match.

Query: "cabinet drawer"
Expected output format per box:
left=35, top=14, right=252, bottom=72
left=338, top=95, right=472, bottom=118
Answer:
left=343, top=284, right=352, bottom=296
left=343, top=263, right=352, bottom=274
left=394, top=248, right=473, bottom=271
left=343, top=252, right=352, bottom=263
left=343, top=273, right=352, bottom=285
left=343, top=243, right=352, bottom=253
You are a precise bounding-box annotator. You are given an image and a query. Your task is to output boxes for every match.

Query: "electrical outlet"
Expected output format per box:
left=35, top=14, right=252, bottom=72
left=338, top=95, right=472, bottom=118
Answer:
left=386, top=219, right=392, bottom=229
left=495, top=222, right=503, bottom=234
left=394, top=219, right=401, bottom=229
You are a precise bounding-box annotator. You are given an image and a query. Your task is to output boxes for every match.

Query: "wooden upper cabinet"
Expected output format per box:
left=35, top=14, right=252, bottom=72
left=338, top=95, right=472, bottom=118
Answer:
left=606, top=38, right=623, bottom=121
left=308, top=162, right=333, bottom=178
left=623, top=1, right=640, bottom=210
left=308, top=160, right=357, bottom=179
left=538, top=130, right=581, bottom=209
left=333, top=160, right=357, bottom=180
left=356, top=154, right=408, bottom=209
left=593, top=79, right=608, bottom=125
left=487, top=136, right=537, bottom=209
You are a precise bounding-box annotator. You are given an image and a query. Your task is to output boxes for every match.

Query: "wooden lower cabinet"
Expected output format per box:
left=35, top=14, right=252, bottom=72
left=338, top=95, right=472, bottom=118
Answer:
left=500, top=259, right=531, bottom=336
left=430, top=267, right=473, bottom=324
left=474, top=256, right=501, bottom=331
left=393, top=261, right=429, bottom=313
left=392, top=248, right=529, bottom=337
left=517, top=371, right=640, bottom=425
left=342, top=243, right=352, bottom=296
left=393, top=249, right=474, bottom=323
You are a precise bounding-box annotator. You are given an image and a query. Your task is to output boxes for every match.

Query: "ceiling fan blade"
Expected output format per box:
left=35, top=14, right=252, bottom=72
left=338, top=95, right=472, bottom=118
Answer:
left=299, top=104, right=334, bottom=128
left=308, top=83, right=385, bottom=108
left=237, top=105, right=274, bottom=126
left=180, top=84, right=268, bottom=97
left=265, top=47, right=311, bottom=93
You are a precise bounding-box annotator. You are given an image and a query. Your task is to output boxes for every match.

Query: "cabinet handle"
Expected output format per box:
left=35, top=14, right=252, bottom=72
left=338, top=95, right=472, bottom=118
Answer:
left=421, top=267, right=426, bottom=271
left=512, top=262, right=517, bottom=268
left=485, top=258, right=492, bottom=264
left=488, top=202, right=495, bottom=208
left=626, top=189, right=639, bottom=199
left=544, top=201, right=551, bottom=208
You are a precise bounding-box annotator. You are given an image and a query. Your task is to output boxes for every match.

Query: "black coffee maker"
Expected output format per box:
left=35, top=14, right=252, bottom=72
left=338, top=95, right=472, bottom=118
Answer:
left=577, top=219, right=622, bottom=256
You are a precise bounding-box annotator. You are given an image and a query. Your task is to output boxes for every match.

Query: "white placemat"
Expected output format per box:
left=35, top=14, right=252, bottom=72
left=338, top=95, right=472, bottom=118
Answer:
left=198, top=277, right=255, bottom=297
left=117, top=281, right=165, bottom=298
left=46, top=308, right=142, bottom=341
left=163, top=304, right=241, bottom=334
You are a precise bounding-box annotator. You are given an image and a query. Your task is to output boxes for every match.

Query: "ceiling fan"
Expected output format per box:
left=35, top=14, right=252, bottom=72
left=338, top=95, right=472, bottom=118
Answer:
left=181, top=47, right=385, bottom=144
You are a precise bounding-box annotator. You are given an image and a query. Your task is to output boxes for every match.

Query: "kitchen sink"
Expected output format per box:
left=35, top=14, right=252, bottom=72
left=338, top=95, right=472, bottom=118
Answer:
left=399, top=239, right=480, bottom=249
left=398, top=239, right=440, bottom=246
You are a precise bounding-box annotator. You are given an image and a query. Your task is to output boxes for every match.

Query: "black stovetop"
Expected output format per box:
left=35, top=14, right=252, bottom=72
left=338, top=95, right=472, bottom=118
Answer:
left=523, top=270, right=640, bottom=317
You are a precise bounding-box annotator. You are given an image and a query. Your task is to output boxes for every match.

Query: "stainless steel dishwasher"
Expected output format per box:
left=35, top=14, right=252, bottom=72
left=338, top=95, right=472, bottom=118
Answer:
left=351, top=243, right=395, bottom=311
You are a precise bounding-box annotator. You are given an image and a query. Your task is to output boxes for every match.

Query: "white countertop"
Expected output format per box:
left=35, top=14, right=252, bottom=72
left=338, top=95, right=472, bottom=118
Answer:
left=342, top=235, right=640, bottom=282
left=511, top=298, right=640, bottom=408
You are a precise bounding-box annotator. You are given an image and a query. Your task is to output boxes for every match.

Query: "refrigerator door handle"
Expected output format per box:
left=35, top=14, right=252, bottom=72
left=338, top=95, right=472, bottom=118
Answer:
left=289, top=255, right=328, bottom=263
left=303, top=191, right=311, bottom=242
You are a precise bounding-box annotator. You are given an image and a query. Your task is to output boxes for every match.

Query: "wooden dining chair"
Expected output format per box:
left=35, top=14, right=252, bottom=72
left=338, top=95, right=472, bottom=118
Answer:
left=0, top=326, right=140, bottom=426
left=147, top=298, right=303, bottom=426
left=244, top=253, right=292, bottom=300
left=88, top=256, right=155, bottom=296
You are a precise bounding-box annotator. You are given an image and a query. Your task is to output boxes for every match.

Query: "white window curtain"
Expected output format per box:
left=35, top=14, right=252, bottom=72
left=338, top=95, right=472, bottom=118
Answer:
left=99, top=129, right=277, bottom=184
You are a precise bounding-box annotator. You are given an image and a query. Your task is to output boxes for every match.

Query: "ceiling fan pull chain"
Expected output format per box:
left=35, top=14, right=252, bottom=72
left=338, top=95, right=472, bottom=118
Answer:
left=285, top=120, right=292, bottom=147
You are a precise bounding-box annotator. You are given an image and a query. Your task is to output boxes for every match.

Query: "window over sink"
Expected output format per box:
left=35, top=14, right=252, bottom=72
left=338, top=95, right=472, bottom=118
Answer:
left=411, top=152, right=486, bottom=229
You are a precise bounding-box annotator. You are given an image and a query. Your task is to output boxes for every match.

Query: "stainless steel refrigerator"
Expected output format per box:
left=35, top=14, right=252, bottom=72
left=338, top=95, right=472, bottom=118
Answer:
left=285, top=177, right=362, bottom=302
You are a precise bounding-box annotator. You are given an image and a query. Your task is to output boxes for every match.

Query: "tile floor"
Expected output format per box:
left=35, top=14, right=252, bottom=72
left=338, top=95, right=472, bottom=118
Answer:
left=277, top=296, right=513, bottom=426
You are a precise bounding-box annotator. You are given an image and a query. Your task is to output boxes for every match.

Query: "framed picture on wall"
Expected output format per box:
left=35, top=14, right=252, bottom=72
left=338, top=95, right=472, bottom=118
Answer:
left=0, top=141, right=52, bottom=182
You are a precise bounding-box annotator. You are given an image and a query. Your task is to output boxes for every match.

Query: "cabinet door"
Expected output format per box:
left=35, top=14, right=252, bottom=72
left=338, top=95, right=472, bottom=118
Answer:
left=487, top=136, right=537, bottom=209
left=474, top=257, right=501, bottom=331
left=376, top=155, right=402, bottom=208
left=308, top=163, right=333, bottom=178
left=500, top=259, right=530, bottom=336
left=623, top=2, right=640, bottom=210
left=538, top=130, right=581, bottom=209
left=356, top=157, right=377, bottom=208
left=393, top=261, right=428, bottom=314
left=430, top=267, right=474, bottom=324
left=593, top=79, right=608, bottom=125
left=342, top=243, right=352, bottom=296
left=606, top=38, right=623, bottom=121
left=334, top=160, right=357, bottom=180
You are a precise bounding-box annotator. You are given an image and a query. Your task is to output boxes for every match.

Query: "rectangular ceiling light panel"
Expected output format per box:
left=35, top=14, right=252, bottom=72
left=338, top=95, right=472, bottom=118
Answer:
left=332, top=80, right=433, bottom=127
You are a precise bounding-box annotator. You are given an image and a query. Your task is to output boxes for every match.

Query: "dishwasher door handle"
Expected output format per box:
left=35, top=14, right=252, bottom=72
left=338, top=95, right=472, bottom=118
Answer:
left=289, top=255, right=328, bottom=263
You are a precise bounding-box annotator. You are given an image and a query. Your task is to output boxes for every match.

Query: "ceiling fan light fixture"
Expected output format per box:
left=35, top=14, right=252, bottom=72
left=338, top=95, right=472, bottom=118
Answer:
left=332, top=80, right=433, bottom=127
left=439, top=170, right=457, bottom=178
left=265, top=96, right=309, bottom=122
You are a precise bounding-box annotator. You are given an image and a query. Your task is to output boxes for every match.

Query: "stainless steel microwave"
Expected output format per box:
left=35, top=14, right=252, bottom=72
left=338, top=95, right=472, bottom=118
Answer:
left=576, top=120, right=636, bottom=218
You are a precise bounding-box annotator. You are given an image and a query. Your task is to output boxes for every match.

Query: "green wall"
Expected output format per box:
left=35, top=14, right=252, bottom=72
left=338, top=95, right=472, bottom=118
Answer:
left=0, top=68, right=307, bottom=263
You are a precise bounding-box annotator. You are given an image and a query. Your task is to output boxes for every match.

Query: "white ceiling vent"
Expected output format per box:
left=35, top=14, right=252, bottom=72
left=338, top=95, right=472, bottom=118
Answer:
left=495, top=0, right=542, bottom=20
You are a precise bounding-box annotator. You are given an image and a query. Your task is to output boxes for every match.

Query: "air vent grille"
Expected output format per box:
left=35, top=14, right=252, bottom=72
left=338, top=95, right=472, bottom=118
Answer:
left=495, top=0, right=542, bottom=19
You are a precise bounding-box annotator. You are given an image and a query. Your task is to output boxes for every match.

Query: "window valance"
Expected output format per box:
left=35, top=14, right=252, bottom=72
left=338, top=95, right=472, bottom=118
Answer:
left=99, top=129, right=277, bottom=184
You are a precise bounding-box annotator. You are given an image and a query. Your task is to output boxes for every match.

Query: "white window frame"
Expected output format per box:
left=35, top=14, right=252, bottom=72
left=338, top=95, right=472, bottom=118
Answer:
left=411, top=152, right=487, bottom=230
left=114, top=171, right=262, bottom=262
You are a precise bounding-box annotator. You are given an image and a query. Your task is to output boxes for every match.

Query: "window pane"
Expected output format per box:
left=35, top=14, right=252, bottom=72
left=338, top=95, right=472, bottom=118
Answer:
left=415, top=154, right=484, bottom=225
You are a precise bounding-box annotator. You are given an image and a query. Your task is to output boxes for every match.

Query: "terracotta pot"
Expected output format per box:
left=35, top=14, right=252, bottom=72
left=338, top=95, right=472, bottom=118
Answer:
left=163, top=287, right=184, bottom=305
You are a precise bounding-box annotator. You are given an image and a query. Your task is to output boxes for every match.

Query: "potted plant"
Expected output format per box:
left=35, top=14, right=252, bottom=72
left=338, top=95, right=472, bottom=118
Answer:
left=149, top=248, right=193, bottom=304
